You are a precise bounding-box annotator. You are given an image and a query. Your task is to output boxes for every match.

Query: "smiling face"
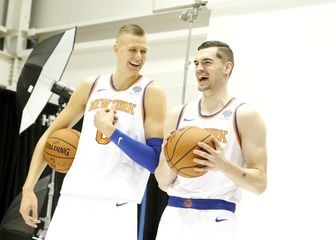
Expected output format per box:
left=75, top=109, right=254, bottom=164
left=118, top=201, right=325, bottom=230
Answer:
left=114, top=33, right=148, bottom=78
left=194, top=47, right=232, bottom=92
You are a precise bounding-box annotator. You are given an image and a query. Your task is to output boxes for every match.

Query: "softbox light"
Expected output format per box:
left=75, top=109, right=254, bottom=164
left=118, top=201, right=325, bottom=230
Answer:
left=17, top=27, right=76, bottom=134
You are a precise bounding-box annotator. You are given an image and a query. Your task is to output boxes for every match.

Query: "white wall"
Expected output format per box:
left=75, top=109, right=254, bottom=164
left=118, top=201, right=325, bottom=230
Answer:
left=0, top=52, right=12, bottom=87
left=145, top=33, right=207, bottom=107
left=208, top=2, right=336, bottom=240
left=30, top=0, right=152, bottom=28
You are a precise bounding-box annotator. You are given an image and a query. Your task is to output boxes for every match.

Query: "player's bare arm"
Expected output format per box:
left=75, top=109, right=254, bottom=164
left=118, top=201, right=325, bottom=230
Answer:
left=193, top=105, right=267, bottom=194
left=155, top=105, right=183, bottom=192
left=143, top=83, right=166, bottom=139
left=20, top=76, right=96, bottom=227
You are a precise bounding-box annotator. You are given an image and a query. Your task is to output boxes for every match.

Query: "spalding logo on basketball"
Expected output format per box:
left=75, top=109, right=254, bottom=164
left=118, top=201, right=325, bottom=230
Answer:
left=43, top=128, right=80, bottom=173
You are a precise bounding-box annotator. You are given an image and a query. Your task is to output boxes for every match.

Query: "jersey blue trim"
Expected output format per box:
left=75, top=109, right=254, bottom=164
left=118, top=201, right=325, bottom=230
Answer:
left=198, top=97, right=235, bottom=118
left=110, top=129, right=163, bottom=173
left=142, top=80, right=154, bottom=121
left=234, top=103, right=246, bottom=147
left=87, top=75, right=100, bottom=98
left=176, top=104, right=187, bottom=129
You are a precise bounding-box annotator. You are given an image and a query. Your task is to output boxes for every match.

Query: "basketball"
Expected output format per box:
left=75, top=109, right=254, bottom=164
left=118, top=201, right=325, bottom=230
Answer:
left=43, top=128, right=80, bottom=173
left=164, top=126, right=215, bottom=178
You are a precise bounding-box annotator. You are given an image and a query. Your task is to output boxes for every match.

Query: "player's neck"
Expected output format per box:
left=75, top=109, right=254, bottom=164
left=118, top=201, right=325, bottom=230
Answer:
left=201, top=88, right=231, bottom=115
left=112, top=71, right=141, bottom=90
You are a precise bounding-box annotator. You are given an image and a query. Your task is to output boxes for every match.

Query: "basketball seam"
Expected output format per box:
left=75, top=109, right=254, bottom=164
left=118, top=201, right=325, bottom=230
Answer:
left=68, top=129, right=80, bottom=139
left=164, top=136, right=173, bottom=162
left=165, top=127, right=193, bottom=163
left=169, top=126, right=194, bottom=165
left=178, top=164, right=205, bottom=170
left=171, top=134, right=210, bottom=168
left=43, top=153, right=71, bottom=171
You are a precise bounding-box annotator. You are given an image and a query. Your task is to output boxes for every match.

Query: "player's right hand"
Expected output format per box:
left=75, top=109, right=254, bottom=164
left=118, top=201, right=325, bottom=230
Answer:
left=20, top=190, right=41, bottom=228
left=94, top=107, right=118, bottom=137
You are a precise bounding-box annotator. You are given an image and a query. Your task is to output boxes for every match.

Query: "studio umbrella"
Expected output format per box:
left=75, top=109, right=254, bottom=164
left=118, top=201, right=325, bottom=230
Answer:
left=17, top=27, right=76, bottom=134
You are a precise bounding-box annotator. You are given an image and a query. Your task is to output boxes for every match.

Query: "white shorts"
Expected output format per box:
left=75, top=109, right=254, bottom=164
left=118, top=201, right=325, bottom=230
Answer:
left=45, top=193, right=137, bottom=240
left=156, top=198, right=237, bottom=240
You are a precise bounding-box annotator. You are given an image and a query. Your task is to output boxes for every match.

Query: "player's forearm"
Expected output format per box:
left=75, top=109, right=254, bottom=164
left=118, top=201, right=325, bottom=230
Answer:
left=221, top=161, right=267, bottom=194
left=154, top=171, right=172, bottom=192
left=22, top=138, right=48, bottom=192
left=155, top=157, right=176, bottom=192
left=110, top=129, right=162, bottom=173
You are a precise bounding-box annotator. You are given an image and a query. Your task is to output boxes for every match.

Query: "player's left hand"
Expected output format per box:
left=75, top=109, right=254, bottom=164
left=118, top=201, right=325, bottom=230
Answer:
left=193, top=136, right=229, bottom=172
left=94, top=107, right=118, bottom=137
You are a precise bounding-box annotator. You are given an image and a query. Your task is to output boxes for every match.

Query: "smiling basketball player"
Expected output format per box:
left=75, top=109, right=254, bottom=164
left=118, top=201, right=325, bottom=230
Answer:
left=155, top=41, right=267, bottom=240
left=20, top=24, right=166, bottom=240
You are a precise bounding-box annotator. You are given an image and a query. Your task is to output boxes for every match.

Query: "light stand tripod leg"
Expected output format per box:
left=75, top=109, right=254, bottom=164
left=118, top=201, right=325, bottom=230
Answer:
left=33, top=102, right=63, bottom=240
left=181, top=20, right=193, bottom=104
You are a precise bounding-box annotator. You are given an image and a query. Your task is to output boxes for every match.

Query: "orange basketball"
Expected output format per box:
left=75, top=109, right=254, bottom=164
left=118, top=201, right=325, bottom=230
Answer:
left=164, top=126, right=215, bottom=178
left=43, top=128, right=80, bottom=173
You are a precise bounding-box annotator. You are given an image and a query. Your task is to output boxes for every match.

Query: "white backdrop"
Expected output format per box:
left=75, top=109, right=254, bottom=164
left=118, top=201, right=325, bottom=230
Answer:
left=207, top=2, right=336, bottom=240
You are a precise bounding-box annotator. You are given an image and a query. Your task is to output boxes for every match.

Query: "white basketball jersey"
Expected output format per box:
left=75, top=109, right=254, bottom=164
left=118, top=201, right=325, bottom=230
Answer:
left=167, top=98, right=245, bottom=203
left=61, top=74, right=153, bottom=203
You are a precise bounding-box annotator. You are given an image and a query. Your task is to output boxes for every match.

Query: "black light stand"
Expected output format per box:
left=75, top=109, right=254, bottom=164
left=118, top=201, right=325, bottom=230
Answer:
left=32, top=83, right=74, bottom=240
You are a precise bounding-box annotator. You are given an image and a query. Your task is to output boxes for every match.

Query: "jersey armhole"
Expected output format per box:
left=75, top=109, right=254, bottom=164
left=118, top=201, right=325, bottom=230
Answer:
left=233, top=103, right=246, bottom=148
left=175, top=104, right=187, bottom=130
left=86, top=75, right=100, bottom=103
left=141, top=80, right=155, bottom=122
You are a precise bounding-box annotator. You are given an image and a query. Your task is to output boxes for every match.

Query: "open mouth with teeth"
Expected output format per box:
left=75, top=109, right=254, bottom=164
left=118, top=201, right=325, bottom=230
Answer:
left=199, top=76, right=209, bottom=82
left=129, top=61, right=141, bottom=68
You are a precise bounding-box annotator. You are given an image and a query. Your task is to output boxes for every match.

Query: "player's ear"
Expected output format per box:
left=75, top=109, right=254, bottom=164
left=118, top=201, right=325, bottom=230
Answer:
left=114, top=43, right=119, bottom=53
left=224, top=62, right=233, bottom=75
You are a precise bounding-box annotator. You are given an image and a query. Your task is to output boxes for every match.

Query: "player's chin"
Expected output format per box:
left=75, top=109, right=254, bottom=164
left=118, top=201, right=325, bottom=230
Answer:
left=197, top=85, right=210, bottom=91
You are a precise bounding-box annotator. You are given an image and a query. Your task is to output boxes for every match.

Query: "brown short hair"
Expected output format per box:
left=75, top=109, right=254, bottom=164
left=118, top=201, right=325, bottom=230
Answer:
left=198, top=41, right=234, bottom=66
left=116, top=24, right=146, bottom=39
